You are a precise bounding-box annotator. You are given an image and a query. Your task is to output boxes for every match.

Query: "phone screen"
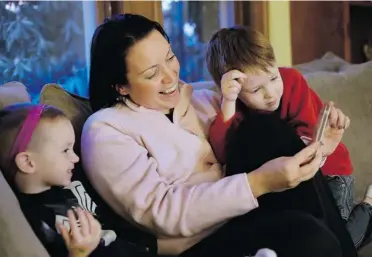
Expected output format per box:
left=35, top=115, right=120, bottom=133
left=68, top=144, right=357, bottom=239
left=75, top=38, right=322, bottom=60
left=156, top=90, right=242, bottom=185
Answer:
left=314, top=103, right=331, bottom=143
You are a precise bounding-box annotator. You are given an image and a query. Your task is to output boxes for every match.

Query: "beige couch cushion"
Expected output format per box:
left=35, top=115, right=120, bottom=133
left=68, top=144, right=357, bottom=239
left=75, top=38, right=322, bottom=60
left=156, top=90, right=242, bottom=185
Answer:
left=0, top=81, right=31, bottom=109
left=304, top=61, right=372, bottom=199
left=39, top=83, right=92, bottom=154
left=0, top=171, right=49, bottom=257
left=293, top=52, right=350, bottom=74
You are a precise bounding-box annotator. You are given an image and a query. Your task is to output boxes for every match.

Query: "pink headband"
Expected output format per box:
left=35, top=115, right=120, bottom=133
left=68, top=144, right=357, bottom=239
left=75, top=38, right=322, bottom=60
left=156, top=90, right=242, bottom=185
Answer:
left=10, top=105, right=46, bottom=159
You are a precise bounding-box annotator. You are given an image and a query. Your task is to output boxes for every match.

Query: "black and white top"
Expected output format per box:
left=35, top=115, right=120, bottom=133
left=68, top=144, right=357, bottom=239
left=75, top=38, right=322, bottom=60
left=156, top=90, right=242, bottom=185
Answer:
left=17, top=180, right=149, bottom=257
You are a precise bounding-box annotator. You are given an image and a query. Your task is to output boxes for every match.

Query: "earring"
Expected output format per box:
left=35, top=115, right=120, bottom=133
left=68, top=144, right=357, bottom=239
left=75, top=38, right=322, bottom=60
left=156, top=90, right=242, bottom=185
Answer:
left=116, top=95, right=125, bottom=102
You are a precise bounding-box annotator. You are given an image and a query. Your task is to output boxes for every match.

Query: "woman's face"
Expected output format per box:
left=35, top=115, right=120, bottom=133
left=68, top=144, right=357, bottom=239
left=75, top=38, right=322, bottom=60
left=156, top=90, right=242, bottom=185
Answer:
left=121, top=30, right=181, bottom=114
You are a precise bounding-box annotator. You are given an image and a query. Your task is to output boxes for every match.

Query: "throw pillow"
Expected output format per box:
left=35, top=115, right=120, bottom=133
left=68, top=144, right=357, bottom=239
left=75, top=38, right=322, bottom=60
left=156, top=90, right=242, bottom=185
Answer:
left=294, top=52, right=350, bottom=74
left=0, top=82, right=31, bottom=110
left=39, top=83, right=92, bottom=154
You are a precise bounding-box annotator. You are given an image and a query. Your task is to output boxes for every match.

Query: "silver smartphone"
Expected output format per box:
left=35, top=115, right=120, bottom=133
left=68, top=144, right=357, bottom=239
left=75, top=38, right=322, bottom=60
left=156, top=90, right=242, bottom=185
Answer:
left=301, top=104, right=331, bottom=166
left=314, top=103, right=331, bottom=143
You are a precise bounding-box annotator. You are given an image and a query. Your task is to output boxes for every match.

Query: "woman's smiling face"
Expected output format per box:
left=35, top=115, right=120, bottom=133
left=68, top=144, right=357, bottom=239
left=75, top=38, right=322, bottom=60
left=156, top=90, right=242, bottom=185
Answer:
left=118, top=30, right=181, bottom=114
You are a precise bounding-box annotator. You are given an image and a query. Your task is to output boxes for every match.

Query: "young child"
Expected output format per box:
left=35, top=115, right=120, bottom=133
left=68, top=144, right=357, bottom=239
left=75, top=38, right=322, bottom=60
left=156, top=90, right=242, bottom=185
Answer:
left=0, top=103, right=155, bottom=257
left=206, top=26, right=372, bottom=249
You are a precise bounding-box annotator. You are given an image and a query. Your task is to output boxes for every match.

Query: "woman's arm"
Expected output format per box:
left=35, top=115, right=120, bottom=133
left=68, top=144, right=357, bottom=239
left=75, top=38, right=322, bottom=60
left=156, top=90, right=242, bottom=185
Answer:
left=81, top=125, right=259, bottom=238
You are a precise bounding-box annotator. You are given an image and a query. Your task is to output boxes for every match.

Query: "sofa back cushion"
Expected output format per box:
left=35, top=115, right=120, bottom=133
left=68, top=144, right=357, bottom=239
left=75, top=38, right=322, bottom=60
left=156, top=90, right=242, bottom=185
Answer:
left=39, top=84, right=92, bottom=154
left=0, top=81, right=31, bottom=109
left=304, top=61, right=372, bottom=199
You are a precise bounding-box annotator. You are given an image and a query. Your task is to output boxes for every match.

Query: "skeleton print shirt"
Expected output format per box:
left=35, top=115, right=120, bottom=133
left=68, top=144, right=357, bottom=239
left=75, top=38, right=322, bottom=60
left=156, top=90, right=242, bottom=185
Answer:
left=17, top=180, right=117, bottom=257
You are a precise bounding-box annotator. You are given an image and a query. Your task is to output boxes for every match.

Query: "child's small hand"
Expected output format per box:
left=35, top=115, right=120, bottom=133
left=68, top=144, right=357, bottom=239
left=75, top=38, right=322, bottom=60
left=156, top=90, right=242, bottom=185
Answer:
left=58, top=208, right=102, bottom=257
left=321, top=102, right=350, bottom=156
left=221, top=70, right=247, bottom=102
left=220, top=70, right=247, bottom=121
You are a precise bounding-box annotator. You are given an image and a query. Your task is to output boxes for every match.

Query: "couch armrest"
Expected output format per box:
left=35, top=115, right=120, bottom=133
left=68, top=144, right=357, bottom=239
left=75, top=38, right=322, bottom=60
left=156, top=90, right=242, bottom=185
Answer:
left=0, top=171, right=49, bottom=257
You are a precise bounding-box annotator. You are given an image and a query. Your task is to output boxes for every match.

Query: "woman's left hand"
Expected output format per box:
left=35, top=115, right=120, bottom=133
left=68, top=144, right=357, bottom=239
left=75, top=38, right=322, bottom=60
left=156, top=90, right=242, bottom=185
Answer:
left=321, top=102, right=350, bottom=156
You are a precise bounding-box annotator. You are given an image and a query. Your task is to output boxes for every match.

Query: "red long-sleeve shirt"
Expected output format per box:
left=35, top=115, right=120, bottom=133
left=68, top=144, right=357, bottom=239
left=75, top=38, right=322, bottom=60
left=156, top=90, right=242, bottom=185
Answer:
left=209, top=67, right=353, bottom=176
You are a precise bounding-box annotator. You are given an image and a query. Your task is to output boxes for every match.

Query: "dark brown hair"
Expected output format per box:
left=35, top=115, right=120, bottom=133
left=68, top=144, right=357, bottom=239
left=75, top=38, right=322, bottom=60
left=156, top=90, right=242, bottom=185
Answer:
left=0, top=103, right=67, bottom=187
left=89, top=13, right=170, bottom=112
left=206, top=26, right=275, bottom=86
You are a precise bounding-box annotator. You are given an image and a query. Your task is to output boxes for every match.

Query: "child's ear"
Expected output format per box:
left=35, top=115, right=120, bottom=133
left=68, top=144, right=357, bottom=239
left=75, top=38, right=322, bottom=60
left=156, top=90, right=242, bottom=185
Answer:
left=15, top=152, right=36, bottom=174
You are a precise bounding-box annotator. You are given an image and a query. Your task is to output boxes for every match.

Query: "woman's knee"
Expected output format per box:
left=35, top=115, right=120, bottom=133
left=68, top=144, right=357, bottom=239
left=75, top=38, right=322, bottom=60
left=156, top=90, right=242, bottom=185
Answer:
left=255, top=211, right=342, bottom=257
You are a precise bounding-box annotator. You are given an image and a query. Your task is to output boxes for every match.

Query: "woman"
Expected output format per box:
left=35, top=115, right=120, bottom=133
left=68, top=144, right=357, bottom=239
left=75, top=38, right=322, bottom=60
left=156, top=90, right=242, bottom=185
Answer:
left=81, top=14, right=353, bottom=257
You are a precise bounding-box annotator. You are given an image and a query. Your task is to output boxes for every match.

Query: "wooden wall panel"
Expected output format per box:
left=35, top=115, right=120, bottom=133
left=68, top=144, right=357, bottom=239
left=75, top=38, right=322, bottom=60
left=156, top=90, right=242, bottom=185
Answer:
left=234, top=1, right=268, bottom=37
left=119, top=1, right=163, bottom=25
left=95, top=1, right=111, bottom=25
left=290, top=1, right=347, bottom=64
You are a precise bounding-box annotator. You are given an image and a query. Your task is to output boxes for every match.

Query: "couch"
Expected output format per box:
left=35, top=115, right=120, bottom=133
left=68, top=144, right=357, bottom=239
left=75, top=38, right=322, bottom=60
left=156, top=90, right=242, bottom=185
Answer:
left=1, top=52, right=372, bottom=256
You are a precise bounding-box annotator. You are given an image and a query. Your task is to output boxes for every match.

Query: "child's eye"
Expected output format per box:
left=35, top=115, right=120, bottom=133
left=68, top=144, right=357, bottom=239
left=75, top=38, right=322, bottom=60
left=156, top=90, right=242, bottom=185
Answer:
left=271, top=76, right=278, bottom=81
left=252, top=88, right=260, bottom=93
left=63, top=148, right=70, bottom=153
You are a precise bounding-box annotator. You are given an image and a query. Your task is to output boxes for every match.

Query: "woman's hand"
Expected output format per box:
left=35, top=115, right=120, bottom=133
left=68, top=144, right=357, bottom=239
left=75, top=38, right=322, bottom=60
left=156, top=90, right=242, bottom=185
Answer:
left=247, top=142, right=322, bottom=197
left=58, top=208, right=102, bottom=257
left=321, top=102, right=350, bottom=156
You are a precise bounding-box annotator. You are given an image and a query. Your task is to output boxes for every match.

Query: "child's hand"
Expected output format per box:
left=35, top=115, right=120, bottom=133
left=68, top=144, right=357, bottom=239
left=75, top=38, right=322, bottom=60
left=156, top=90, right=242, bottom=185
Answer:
left=221, top=70, right=247, bottom=102
left=58, top=208, right=102, bottom=257
left=321, top=102, right=350, bottom=156
left=220, top=70, right=247, bottom=121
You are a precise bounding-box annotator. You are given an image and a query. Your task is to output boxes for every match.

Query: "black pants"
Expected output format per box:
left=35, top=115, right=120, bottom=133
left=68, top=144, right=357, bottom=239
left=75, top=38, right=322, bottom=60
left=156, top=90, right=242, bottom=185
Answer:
left=182, top=112, right=357, bottom=257
left=181, top=210, right=342, bottom=257
left=91, top=238, right=155, bottom=257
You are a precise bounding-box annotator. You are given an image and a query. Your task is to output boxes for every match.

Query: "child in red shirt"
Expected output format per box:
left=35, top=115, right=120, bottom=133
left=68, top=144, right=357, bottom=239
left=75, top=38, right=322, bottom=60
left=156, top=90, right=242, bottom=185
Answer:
left=206, top=26, right=372, bottom=249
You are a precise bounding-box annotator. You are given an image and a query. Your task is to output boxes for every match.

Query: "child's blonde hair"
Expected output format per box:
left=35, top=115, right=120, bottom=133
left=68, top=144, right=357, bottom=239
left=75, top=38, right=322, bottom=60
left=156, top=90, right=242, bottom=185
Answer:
left=206, top=26, right=276, bottom=86
left=0, top=103, right=67, bottom=187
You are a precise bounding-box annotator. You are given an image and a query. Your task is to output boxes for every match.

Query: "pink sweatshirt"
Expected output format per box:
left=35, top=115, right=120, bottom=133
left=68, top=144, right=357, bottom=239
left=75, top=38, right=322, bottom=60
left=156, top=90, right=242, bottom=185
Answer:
left=80, top=83, right=259, bottom=255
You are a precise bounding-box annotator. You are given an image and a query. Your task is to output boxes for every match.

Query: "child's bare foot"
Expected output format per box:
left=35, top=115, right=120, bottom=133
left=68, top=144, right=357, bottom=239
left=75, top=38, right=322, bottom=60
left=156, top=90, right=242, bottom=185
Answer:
left=362, top=185, right=372, bottom=206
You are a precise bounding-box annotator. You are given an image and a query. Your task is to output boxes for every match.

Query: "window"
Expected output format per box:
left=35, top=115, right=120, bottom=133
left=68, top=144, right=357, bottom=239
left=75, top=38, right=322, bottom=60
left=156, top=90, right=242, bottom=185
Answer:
left=162, top=0, right=235, bottom=83
left=0, top=1, right=98, bottom=100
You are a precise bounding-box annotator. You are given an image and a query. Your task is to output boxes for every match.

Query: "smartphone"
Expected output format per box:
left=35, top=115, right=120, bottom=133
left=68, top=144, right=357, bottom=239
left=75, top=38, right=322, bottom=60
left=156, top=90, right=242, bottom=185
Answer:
left=301, top=103, right=331, bottom=167
left=314, top=103, right=331, bottom=143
